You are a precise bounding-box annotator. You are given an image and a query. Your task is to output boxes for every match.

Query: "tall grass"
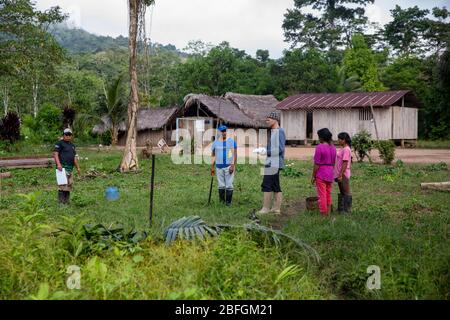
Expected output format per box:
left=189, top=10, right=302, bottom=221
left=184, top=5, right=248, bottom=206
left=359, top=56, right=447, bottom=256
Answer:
left=0, top=149, right=449, bottom=299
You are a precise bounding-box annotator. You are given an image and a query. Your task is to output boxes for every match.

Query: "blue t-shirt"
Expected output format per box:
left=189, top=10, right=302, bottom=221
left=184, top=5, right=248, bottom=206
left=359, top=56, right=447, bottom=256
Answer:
left=212, top=138, right=237, bottom=169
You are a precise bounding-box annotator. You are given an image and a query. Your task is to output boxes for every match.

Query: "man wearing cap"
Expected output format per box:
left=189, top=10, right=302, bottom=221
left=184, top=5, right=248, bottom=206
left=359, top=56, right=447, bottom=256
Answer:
left=53, top=128, right=81, bottom=204
left=211, top=125, right=237, bottom=206
left=258, top=112, right=286, bottom=215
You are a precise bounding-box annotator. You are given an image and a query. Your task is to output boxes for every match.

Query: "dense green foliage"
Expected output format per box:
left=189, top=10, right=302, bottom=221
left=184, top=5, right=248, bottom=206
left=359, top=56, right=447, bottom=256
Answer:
left=0, top=0, right=449, bottom=146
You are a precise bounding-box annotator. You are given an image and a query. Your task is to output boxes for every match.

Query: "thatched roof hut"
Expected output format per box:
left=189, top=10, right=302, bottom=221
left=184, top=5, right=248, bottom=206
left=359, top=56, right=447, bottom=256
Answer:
left=93, top=107, right=179, bottom=134
left=182, top=93, right=278, bottom=128
left=224, top=92, right=278, bottom=127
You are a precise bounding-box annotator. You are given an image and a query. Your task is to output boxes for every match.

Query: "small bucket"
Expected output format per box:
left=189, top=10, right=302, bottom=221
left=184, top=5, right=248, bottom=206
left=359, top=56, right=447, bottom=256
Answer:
left=105, top=187, right=120, bottom=201
left=306, top=196, right=319, bottom=211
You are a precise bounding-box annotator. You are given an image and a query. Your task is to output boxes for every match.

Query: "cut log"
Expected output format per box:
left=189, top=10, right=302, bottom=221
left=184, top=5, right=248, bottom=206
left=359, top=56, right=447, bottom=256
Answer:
left=0, top=157, right=54, bottom=169
left=421, top=182, right=450, bottom=192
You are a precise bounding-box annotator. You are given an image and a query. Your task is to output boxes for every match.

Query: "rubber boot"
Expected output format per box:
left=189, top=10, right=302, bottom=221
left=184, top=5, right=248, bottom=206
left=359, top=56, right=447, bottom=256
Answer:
left=257, top=192, right=272, bottom=215
left=343, top=195, right=352, bottom=214
left=58, top=191, right=65, bottom=204
left=218, top=189, right=225, bottom=203
left=64, top=191, right=70, bottom=204
left=225, top=189, right=233, bottom=206
left=337, top=194, right=344, bottom=214
left=270, top=192, right=283, bottom=214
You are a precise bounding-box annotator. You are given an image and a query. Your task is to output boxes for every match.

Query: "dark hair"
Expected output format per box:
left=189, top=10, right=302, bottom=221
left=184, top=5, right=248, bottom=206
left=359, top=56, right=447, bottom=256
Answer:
left=337, top=132, right=352, bottom=147
left=317, top=128, right=332, bottom=143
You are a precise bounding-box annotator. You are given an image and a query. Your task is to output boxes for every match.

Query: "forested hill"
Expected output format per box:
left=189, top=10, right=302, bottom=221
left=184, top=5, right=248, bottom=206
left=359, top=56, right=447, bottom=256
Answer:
left=48, top=24, right=185, bottom=56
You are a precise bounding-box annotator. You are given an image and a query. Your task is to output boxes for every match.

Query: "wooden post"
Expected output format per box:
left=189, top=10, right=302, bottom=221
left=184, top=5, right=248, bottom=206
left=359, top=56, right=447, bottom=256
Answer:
left=369, top=97, right=380, bottom=142
left=149, top=154, right=155, bottom=227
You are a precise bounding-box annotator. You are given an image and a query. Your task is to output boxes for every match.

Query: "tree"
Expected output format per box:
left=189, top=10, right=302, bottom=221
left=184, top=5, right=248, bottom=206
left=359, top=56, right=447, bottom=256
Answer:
left=383, top=5, right=430, bottom=56
left=282, top=0, right=374, bottom=51
left=276, top=49, right=338, bottom=96
left=120, top=0, right=155, bottom=172
left=425, top=7, right=450, bottom=55
left=101, top=74, right=127, bottom=145
left=343, top=34, right=384, bottom=92
left=0, top=0, right=67, bottom=117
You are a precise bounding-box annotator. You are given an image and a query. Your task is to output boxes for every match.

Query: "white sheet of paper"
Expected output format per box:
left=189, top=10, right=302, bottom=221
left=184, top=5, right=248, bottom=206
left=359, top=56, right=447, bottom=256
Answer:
left=56, top=168, right=68, bottom=185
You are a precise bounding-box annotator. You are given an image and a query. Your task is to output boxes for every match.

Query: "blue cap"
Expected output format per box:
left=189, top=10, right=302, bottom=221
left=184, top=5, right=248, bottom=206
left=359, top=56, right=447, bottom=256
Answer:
left=218, top=125, right=227, bottom=132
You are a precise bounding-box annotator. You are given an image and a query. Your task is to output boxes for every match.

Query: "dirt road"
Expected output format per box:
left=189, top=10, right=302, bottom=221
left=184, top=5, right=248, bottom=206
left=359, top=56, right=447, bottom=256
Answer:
left=282, top=147, right=450, bottom=164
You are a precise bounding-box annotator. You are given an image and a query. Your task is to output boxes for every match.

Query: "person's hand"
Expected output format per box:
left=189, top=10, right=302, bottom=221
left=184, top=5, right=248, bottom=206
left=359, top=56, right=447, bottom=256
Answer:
left=211, top=167, right=215, bottom=176
left=311, top=176, right=316, bottom=185
left=77, top=168, right=81, bottom=175
left=229, top=164, right=235, bottom=174
left=337, top=175, right=343, bottom=182
left=57, top=165, right=63, bottom=172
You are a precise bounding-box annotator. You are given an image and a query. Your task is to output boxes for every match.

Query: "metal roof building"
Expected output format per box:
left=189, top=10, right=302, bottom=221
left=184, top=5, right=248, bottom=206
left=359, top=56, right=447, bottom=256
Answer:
left=276, top=91, right=419, bottom=143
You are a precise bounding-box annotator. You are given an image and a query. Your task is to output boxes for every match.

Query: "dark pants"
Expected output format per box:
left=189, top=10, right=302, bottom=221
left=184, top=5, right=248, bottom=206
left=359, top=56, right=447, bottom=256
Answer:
left=337, top=176, right=351, bottom=195
left=261, top=168, right=281, bottom=193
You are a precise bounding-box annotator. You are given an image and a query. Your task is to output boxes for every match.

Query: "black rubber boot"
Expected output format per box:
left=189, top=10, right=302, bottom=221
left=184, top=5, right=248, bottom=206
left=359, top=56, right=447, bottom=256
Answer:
left=64, top=191, right=71, bottom=204
left=343, top=195, right=352, bottom=214
left=58, top=191, right=65, bottom=204
left=337, top=194, right=344, bottom=214
left=218, top=189, right=225, bottom=203
left=225, top=190, right=233, bottom=206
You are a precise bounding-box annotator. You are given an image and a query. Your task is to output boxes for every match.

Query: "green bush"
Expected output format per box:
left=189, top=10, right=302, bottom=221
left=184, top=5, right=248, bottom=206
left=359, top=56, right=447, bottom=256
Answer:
left=352, top=130, right=373, bottom=162
left=377, top=140, right=396, bottom=165
left=34, top=103, right=63, bottom=143
left=99, top=129, right=112, bottom=146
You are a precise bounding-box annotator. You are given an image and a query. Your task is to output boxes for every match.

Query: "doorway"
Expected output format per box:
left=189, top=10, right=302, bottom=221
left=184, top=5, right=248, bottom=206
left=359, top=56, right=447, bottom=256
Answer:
left=306, top=112, right=313, bottom=139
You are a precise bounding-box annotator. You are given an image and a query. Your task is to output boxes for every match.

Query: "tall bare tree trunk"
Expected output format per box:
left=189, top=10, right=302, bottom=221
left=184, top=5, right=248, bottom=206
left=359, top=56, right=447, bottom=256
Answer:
left=32, top=78, right=39, bottom=118
left=2, top=85, right=9, bottom=116
left=120, top=0, right=140, bottom=172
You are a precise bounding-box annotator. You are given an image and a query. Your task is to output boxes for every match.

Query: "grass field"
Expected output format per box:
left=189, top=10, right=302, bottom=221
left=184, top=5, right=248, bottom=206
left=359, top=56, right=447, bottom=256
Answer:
left=0, top=148, right=449, bottom=299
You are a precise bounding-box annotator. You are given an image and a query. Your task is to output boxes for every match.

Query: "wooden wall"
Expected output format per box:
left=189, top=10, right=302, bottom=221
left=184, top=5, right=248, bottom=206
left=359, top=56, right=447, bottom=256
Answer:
left=281, top=107, right=418, bottom=141
left=118, top=129, right=173, bottom=147
left=392, top=107, right=418, bottom=139
left=280, top=110, right=307, bottom=140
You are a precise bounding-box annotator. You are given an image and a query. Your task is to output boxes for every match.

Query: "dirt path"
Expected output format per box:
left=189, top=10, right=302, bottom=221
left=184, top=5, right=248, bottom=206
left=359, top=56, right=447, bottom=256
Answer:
left=282, top=147, right=450, bottom=164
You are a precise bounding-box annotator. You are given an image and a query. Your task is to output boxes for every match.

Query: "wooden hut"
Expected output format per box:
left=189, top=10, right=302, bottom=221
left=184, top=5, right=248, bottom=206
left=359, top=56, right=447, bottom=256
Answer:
left=179, top=93, right=278, bottom=147
left=277, top=90, right=419, bottom=145
left=94, top=107, right=179, bottom=146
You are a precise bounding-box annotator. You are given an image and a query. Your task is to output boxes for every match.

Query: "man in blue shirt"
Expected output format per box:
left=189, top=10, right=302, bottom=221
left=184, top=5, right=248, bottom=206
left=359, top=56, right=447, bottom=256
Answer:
left=211, top=125, right=237, bottom=206
left=258, top=112, right=286, bottom=215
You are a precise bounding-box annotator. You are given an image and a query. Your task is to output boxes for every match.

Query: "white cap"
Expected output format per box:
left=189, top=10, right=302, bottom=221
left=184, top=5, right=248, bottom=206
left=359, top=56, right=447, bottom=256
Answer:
left=63, top=128, right=73, bottom=135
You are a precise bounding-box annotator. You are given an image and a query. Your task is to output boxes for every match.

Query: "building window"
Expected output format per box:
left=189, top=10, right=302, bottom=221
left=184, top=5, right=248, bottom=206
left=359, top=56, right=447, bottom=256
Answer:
left=359, top=108, right=372, bottom=121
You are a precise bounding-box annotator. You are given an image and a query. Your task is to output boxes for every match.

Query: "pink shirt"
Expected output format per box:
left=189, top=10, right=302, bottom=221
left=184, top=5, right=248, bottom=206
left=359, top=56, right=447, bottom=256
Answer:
left=314, top=143, right=337, bottom=183
left=334, top=146, right=352, bottom=179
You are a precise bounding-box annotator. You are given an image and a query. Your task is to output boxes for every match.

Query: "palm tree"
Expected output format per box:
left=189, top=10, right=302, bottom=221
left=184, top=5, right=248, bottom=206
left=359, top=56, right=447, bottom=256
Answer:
left=335, top=65, right=362, bottom=93
left=101, top=74, right=126, bottom=145
left=119, top=0, right=155, bottom=172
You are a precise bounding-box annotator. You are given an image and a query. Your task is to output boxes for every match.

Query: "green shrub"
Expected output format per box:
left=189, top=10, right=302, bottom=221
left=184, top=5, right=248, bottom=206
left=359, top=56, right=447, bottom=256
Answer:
left=352, top=130, right=373, bottom=162
left=377, top=140, right=396, bottom=165
left=99, top=129, right=112, bottom=146
left=34, top=103, right=63, bottom=143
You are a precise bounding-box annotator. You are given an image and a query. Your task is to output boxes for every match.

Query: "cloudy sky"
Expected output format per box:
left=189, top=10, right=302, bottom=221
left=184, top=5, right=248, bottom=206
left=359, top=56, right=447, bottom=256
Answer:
left=35, top=0, right=447, bottom=58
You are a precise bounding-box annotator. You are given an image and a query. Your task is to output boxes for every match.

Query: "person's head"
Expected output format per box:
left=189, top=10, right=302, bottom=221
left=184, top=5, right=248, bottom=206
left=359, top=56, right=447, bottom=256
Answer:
left=63, top=128, right=73, bottom=141
left=266, top=112, right=280, bottom=129
left=317, top=128, right=332, bottom=144
left=337, top=132, right=351, bottom=147
left=218, top=125, right=228, bottom=139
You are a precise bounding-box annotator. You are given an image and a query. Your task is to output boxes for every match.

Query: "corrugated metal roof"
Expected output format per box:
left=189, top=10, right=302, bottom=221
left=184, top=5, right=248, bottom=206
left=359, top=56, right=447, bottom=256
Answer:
left=277, top=91, right=415, bottom=110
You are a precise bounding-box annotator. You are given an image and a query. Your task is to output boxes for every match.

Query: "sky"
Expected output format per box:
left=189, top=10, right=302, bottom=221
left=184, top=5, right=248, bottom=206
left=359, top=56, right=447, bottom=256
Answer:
left=35, top=0, right=448, bottom=58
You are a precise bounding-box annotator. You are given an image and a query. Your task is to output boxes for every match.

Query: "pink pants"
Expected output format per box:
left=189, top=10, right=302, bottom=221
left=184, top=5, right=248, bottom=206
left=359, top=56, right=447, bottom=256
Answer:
left=316, top=178, right=333, bottom=215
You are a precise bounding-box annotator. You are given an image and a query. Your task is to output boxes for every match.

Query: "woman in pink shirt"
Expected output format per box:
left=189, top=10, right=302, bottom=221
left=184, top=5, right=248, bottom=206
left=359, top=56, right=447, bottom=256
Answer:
left=334, top=132, right=352, bottom=214
left=311, top=128, right=336, bottom=216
